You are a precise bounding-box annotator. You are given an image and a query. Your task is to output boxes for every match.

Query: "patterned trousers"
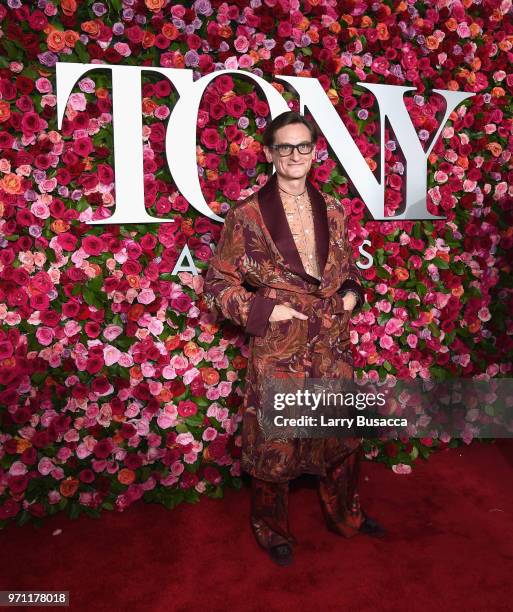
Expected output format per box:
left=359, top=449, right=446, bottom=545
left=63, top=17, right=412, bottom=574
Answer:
left=250, top=445, right=365, bottom=550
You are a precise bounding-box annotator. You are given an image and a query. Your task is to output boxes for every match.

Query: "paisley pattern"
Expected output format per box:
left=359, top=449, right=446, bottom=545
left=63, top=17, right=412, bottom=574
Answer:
left=203, top=172, right=366, bottom=483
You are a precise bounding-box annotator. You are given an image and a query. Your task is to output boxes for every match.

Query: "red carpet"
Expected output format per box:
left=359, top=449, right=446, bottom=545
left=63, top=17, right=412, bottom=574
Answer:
left=1, top=440, right=512, bottom=612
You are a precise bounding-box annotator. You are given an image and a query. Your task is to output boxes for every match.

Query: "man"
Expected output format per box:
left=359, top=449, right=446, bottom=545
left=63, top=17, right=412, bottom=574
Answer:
left=203, top=111, right=385, bottom=566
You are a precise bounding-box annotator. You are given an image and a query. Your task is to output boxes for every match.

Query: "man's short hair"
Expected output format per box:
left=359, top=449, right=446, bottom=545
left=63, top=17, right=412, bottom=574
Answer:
left=262, top=111, right=320, bottom=148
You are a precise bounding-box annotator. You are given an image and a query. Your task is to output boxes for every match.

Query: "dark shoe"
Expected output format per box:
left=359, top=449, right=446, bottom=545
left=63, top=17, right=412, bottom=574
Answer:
left=359, top=513, right=386, bottom=538
left=269, top=543, right=294, bottom=566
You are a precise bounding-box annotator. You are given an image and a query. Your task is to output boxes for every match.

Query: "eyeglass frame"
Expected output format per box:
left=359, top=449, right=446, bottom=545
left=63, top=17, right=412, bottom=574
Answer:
left=268, top=141, right=315, bottom=157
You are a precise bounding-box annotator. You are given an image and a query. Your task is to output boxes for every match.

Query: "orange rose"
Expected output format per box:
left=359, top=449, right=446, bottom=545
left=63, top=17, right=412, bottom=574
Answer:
left=165, top=335, right=181, bottom=351
left=219, top=25, right=232, bottom=39
left=47, top=30, right=66, bottom=52
left=327, top=89, right=339, bottom=105
left=367, top=352, right=379, bottom=365
left=118, top=468, right=136, bottom=485
left=425, top=35, right=439, bottom=50
left=81, top=20, right=100, bottom=38
left=61, top=0, right=77, bottom=15
left=468, top=320, right=481, bottom=333
left=201, top=367, right=220, bottom=386
left=377, top=23, right=389, bottom=40
left=0, top=100, right=10, bottom=123
left=89, top=263, right=102, bottom=276
left=129, top=365, right=143, bottom=381
left=145, top=0, right=164, bottom=11
left=435, top=251, right=450, bottom=263
left=308, top=28, right=320, bottom=44
left=126, top=275, right=140, bottom=289
left=142, top=98, right=158, bottom=115
left=203, top=323, right=219, bottom=335
left=365, top=157, right=377, bottom=172
left=112, top=431, right=124, bottom=445
left=50, top=219, right=70, bottom=233
left=128, top=303, right=145, bottom=321
left=394, top=267, right=409, bottom=282
left=162, top=23, right=179, bottom=40
left=183, top=341, right=200, bottom=359
left=60, top=477, right=79, bottom=498
left=206, top=170, right=219, bottom=181
left=498, top=39, right=512, bottom=52
left=487, top=142, right=502, bottom=157
left=64, top=30, right=80, bottom=48
left=182, top=218, right=194, bottom=237
left=16, top=438, right=32, bottom=453
left=142, top=31, right=156, bottom=49
left=157, top=388, right=172, bottom=403
left=297, top=16, right=310, bottom=31
left=232, top=355, right=247, bottom=370
left=173, top=53, right=185, bottom=69
left=221, top=91, right=235, bottom=103
left=491, top=87, right=505, bottom=98
left=0, top=173, right=23, bottom=195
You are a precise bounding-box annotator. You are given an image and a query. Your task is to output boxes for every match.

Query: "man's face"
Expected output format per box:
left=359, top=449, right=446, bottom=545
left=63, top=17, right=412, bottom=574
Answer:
left=263, top=123, right=316, bottom=181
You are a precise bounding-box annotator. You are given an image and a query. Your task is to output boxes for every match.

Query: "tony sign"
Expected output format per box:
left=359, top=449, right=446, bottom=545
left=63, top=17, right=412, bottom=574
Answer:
left=56, top=63, right=475, bottom=228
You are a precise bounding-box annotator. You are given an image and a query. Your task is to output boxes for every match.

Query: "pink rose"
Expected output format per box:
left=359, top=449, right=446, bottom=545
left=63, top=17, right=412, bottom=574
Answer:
left=36, top=326, right=55, bottom=346
left=392, top=463, right=412, bottom=475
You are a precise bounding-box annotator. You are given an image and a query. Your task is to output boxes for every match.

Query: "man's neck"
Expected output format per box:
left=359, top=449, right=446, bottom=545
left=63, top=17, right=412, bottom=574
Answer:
left=276, top=175, right=307, bottom=195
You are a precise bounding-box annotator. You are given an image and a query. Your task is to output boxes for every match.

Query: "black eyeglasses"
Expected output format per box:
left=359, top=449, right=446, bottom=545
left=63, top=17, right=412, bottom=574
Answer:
left=269, top=142, right=314, bottom=157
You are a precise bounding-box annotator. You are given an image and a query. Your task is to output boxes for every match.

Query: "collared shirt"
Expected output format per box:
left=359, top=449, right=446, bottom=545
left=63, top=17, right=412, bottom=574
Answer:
left=279, top=190, right=321, bottom=280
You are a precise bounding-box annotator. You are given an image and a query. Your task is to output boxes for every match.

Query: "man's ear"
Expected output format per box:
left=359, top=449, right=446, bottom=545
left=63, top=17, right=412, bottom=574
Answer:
left=263, top=145, right=273, bottom=163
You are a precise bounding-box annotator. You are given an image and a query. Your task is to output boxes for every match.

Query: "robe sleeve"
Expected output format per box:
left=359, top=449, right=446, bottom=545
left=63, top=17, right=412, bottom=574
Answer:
left=202, top=206, right=277, bottom=337
left=337, top=204, right=366, bottom=313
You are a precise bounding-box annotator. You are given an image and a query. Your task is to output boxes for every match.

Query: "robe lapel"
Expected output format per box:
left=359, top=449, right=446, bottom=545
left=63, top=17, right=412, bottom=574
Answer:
left=257, top=171, right=330, bottom=286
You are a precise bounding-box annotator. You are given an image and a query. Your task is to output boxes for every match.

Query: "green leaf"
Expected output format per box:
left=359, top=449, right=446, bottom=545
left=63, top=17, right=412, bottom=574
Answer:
left=185, top=414, right=204, bottom=427
left=74, top=40, right=90, bottom=63
left=18, top=511, right=32, bottom=527
left=432, top=257, right=449, bottom=269
left=416, top=283, right=427, bottom=297
left=69, top=502, right=82, bottom=520
left=429, top=365, right=448, bottom=380
left=210, top=485, right=224, bottom=499
left=375, top=268, right=391, bottom=279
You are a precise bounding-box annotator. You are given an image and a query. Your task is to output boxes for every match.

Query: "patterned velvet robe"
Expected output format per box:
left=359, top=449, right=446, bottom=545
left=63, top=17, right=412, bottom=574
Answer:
left=203, top=172, right=366, bottom=483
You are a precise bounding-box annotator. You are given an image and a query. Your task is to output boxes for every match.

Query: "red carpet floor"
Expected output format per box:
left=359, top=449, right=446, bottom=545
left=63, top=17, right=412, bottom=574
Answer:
left=1, top=439, right=512, bottom=612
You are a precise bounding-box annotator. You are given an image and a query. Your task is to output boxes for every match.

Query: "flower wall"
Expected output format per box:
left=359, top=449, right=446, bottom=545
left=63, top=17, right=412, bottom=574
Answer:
left=0, top=0, right=512, bottom=527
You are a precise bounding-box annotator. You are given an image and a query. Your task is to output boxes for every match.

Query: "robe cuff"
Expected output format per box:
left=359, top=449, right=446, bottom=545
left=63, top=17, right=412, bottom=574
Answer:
left=245, top=295, right=277, bottom=337
left=338, top=278, right=365, bottom=311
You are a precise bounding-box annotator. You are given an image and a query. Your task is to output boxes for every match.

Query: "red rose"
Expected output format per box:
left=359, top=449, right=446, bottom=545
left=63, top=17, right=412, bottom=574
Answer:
left=93, top=439, right=113, bottom=459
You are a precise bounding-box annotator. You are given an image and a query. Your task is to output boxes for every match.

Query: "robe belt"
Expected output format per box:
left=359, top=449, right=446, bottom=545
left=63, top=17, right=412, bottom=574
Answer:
left=258, top=286, right=347, bottom=318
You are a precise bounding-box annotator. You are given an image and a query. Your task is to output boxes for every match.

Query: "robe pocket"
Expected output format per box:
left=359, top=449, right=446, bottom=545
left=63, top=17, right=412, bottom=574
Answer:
left=267, top=317, right=293, bottom=337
